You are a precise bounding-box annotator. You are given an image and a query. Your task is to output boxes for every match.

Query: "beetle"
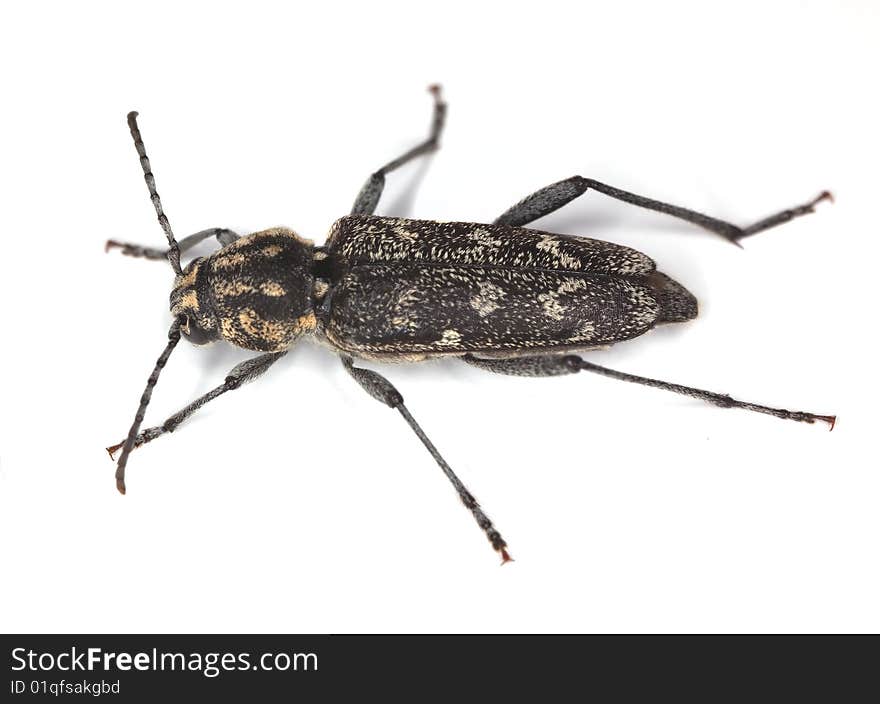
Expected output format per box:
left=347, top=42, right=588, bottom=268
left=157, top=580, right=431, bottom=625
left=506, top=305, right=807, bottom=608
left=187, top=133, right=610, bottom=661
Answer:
left=107, top=85, right=835, bottom=563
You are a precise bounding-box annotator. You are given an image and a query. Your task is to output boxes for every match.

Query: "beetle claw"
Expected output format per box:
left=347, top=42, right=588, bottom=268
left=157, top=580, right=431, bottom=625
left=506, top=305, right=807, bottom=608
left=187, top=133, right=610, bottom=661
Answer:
left=106, top=441, right=124, bottom=460
left=819, top=414, right=837, bottom=431
left=814, top=190, right=834, bottom=206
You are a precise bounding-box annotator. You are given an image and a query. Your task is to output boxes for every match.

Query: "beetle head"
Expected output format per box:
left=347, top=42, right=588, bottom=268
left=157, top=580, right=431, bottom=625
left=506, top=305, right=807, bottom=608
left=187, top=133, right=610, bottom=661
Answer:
left=169, top=257, right=220, bottom=345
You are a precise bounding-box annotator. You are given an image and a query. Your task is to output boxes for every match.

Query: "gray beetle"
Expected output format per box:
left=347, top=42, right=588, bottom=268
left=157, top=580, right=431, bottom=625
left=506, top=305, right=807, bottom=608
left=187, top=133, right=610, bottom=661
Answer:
left=107, top=86, right=834, bottom=562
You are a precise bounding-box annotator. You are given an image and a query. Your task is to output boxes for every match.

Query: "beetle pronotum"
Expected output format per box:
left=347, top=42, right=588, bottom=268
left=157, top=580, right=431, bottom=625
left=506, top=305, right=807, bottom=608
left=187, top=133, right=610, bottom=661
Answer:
left=107, top=86, right=834, bottom=562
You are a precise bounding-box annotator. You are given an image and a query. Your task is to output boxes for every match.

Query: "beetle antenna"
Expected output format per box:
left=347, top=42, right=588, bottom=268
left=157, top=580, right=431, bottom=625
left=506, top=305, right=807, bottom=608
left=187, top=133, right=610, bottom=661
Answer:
left=127, top=111, right=183, bottom=275
left=114, top=318, right=184, bottom=494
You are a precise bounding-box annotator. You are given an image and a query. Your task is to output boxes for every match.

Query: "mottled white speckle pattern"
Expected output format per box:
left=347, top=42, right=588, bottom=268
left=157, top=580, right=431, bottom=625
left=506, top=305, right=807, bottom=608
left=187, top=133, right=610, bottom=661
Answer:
left=438, top=329, right=462, bottom=346
left=469, top=281, right=506, bottom=317
left=324, top=215, right=691, bottom=359
left=327, top=215, right=656, bottom=275
left=537, top=291, right=566, bottom=321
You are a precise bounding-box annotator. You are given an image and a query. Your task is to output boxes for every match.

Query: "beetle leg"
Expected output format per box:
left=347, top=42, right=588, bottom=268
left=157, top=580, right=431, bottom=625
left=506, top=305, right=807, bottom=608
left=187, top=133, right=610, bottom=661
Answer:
left=495, top=175, right=832, bottom=246
left=463, top=354, right=836, bottom=429
left=107, top=351, right=285, bottom=462
left=340, top=356, right=512, bottom=563
left=350, top=85, right=447, bottom=216
left=106, top=228, right=240, bottom=262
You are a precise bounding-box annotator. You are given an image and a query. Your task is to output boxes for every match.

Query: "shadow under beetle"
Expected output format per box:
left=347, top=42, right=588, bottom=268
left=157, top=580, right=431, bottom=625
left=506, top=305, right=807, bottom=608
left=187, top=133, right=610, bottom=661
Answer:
left=107, top=85, right=835, bottom=563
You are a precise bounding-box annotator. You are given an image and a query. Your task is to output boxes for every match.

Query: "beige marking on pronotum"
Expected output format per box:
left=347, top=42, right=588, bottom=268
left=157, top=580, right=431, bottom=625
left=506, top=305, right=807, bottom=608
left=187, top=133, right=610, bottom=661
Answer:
left=238, top=308, right=289, bottom=347
left=214, top=280, right=257, bottom=297
left=295, top=312, right=317, bottom=334
left=212, top=252, right=247, bottom=270
left=179, top=291, right=200, bottom=312
left=176, top=262, right=200, bottom=288
left=227, top=227, right=313, bottom=248
left=238, top=308, right=261, bottom=335
left=260, top=282, right=286, bottom=297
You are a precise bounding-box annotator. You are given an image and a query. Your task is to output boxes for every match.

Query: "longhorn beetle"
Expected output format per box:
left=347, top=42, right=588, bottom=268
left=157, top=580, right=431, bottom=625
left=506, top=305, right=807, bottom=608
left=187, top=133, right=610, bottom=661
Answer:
left=107, top=85, right=835, bottom=563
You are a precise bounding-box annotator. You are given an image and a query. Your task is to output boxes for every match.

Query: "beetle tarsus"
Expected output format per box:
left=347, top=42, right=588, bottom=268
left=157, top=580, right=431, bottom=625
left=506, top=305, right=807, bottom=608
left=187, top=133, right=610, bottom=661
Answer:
left=105, top=239, right=135, bottom=256
left=500, top=547, right=514, bottom=565
left=813, top=190, right=834, bottom=206
left=815, top=414, right=837, bottom=430
left=785, top=410, right=837, bottom=429
left=106, top=441, right=124, bottom=460
left=105, top=238, right=168, bottom=260
left=107, top=436, right=145, bottom=460
left=723, top=189, right=835, bottom=245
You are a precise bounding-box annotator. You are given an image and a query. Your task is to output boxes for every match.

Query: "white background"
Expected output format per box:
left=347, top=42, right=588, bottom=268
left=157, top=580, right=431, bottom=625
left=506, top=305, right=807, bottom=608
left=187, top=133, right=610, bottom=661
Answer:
left=0, top=1, right=877, bottom=634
